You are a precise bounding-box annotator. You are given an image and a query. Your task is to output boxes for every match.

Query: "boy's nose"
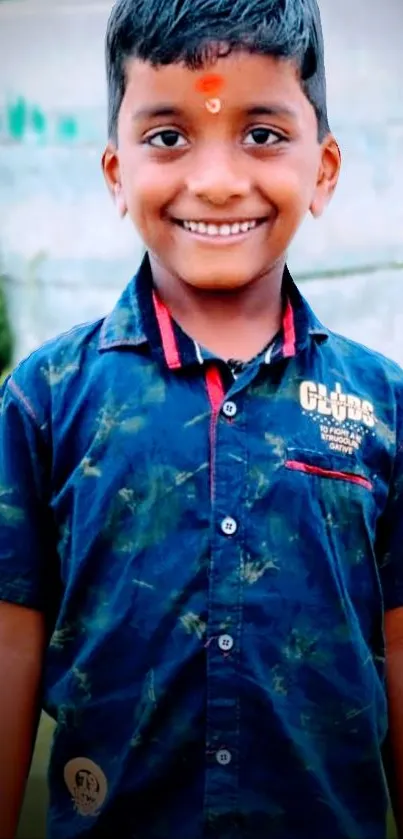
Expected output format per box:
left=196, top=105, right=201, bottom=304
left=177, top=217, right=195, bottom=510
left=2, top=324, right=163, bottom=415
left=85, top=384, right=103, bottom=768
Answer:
left=186, top=149, right=250, bottom=205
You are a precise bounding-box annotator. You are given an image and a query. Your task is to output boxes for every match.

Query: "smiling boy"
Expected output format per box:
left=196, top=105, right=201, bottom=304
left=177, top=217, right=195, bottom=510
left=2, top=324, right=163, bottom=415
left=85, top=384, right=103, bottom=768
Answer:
left=1, top=1, right=403, bottom=838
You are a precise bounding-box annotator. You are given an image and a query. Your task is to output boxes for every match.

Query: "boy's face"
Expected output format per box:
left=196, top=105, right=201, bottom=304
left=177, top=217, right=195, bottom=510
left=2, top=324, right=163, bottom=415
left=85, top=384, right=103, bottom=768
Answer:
left=103, top=52, right=340, bottom=292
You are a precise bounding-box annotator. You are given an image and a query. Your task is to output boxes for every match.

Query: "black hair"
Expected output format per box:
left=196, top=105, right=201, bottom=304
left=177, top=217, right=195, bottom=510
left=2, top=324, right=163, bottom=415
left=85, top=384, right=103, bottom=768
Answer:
left=106, top=0, right=330, bottom=143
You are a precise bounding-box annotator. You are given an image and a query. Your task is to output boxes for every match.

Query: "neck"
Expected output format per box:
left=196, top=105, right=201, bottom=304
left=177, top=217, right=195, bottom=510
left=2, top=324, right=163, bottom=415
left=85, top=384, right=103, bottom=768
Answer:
left=149, top=256, right=285, bottom=362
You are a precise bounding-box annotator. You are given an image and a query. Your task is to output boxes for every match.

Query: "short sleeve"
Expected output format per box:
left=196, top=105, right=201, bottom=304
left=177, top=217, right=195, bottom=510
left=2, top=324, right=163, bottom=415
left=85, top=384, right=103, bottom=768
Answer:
left=0, top=375, right=55, bottom=612
left=377, top=384, right=403, bottom=612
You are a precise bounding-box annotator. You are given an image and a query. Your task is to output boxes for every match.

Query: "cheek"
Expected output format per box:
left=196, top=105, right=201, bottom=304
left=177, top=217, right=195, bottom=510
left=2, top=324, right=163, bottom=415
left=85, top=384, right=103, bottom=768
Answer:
left=280, top=177, right=312, bottom=214
left=260, top=155, right=318, bottom=213
left=120, top=157, right=179, bottom=216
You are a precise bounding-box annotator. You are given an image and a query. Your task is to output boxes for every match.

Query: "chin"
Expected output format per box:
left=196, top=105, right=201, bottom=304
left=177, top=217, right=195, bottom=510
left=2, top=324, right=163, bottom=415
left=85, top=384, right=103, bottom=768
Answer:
left=182, top=272, right=254, bottom=292
left=173, top=256, right=262, bottom=292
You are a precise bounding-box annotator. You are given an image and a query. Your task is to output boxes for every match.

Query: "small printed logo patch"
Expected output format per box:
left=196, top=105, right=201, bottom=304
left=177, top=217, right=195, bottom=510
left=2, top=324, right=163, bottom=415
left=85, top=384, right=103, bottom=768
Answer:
left=300, top=381, right=375, bottom=427
left=64, top=757, right=107, bottom=817
left=299, top=381, right=376, bottom=456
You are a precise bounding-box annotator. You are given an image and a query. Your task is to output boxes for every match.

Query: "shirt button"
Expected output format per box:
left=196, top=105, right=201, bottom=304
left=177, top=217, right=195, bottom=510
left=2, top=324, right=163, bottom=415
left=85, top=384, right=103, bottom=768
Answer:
left=222, top=400, right=237, bottom=418
left=216, top=749, right=232, bottom=766
left=221, top=517, right=238, bottom=536
left=218, top=634, right=234, bottom=652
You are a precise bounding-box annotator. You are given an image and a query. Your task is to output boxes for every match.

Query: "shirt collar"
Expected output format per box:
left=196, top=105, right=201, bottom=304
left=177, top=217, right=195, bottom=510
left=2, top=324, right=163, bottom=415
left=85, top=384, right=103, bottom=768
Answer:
left=99, top=253, right=329, bottom=368
left=276, top=265, right=330, bottom=361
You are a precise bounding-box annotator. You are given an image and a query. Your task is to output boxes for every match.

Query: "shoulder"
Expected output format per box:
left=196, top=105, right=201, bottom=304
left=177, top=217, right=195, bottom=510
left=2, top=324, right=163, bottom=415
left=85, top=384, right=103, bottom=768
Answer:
left=3, top=317, right=105, bottom=429
left=319, top=330, right=403, bottom=440
left=324, top=328, right=403, bottom=389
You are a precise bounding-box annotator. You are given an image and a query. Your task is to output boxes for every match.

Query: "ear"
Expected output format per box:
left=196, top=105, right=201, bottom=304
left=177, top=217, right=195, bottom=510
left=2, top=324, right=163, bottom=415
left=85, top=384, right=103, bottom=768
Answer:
left=310, top=135, right=341, bottom=219
left=102, top=143, right=127, bottom=219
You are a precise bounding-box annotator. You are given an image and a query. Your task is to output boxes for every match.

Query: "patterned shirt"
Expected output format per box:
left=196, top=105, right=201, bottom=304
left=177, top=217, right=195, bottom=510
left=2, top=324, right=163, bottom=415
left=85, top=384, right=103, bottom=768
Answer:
left=1, top=254, right=403, bottom=839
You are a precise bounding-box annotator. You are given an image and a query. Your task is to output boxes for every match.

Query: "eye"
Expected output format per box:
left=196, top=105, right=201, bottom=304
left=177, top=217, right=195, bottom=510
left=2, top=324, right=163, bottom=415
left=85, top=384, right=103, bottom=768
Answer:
left=244, top=127, right=285, bottom=147
left=146, top=130, right=188, bottom=149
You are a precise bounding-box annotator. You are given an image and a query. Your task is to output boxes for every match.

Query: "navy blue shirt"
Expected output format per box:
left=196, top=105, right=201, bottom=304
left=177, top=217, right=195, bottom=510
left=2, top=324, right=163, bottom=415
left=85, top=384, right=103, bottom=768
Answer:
left=1, top=255, right=403, bottom=839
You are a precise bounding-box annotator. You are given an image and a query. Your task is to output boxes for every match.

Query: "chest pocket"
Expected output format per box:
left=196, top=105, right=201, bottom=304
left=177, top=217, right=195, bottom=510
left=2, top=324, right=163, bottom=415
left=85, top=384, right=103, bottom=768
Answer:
left=281, top=447, right=382, bottom=632
left=285, top=447, right=373, bottom=493
left=283, top=445, right=378, bottom=567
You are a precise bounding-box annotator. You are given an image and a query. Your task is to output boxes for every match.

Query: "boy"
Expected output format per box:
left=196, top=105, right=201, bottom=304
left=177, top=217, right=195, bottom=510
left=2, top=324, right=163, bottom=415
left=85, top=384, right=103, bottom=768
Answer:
left=1, top=0, right=403, bottom=836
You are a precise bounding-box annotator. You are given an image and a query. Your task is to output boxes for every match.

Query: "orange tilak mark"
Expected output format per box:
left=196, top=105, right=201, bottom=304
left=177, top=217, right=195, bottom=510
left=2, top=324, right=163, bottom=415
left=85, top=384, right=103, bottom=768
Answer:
left=195, top=74, right=225, bottom=96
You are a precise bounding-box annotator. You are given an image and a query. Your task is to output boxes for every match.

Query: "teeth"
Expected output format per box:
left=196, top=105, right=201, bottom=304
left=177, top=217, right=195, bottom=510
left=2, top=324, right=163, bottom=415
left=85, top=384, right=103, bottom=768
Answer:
left=182, top=220, right=259, bottom=237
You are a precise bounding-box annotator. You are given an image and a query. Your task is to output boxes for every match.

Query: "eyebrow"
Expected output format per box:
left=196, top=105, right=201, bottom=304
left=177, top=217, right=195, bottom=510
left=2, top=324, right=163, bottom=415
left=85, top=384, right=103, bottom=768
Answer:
left=132, top=106, right=184, bottom=121
left=245, top=105, right=298, bottom=120
left=132, top=103, right=298, bottom=121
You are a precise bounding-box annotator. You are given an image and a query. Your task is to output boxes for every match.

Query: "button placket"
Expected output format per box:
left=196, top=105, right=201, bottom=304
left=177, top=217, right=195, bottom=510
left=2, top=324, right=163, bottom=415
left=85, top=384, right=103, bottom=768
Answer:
left=205, top=377, right=247, bottom=814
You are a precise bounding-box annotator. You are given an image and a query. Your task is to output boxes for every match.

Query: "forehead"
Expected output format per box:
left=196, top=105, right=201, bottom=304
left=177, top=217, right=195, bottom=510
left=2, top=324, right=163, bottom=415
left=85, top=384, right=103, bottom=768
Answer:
left=121, top=52, right=314, bottom=120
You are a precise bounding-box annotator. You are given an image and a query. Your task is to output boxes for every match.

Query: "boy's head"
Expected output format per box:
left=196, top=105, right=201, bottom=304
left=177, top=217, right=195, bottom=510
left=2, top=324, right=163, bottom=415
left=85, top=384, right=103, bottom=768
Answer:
left=103, top=0, right=340, bottom=293
left=106, top=0, right=330, bottom=145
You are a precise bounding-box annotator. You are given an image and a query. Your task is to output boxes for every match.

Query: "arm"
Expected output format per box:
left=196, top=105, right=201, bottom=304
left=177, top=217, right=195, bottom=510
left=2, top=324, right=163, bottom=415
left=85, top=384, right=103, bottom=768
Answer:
left=385, top=608, right=403, bottom=836
left=0, top=375, right=55, bottom=837
left=378, top=383, right=403, bottom=836
left=0, top=602, right=46, bottom=839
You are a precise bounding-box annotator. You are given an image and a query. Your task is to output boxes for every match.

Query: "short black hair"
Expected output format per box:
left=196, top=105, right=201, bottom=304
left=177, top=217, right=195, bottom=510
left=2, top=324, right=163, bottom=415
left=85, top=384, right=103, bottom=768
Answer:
left=106, top=0, right=330, bottom=143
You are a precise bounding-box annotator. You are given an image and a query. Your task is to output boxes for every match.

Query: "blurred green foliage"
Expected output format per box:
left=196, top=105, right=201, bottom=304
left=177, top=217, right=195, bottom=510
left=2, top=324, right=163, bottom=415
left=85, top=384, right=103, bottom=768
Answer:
left=0, top=278, right=13, bottom=376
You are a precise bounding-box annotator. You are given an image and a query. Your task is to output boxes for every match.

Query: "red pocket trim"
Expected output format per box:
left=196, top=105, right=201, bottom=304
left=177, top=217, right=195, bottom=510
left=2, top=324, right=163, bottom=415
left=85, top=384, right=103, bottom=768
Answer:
left=285, top=460, right=373, bottom=492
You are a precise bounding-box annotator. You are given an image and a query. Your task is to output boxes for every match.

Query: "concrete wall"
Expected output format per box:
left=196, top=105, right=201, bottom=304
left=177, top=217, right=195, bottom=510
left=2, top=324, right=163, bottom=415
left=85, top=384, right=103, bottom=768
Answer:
left=1, top=0, right=403, bottom=363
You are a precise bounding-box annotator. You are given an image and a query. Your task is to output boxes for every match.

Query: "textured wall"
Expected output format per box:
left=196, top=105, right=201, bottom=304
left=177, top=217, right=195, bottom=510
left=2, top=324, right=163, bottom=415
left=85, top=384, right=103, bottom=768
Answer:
left=0, top=0, right=402, bottom=362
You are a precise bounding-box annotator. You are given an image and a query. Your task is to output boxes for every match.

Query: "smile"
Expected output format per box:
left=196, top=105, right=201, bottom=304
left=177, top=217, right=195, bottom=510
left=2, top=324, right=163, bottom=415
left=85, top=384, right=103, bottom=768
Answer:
left=176, top=219, right=267, bottom=238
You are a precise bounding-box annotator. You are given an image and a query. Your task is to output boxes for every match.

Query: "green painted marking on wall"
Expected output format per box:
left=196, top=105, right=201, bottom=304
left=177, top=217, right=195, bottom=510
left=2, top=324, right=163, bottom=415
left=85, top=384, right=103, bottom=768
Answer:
left=7, top=97, right=27, bottom=140
left=2, top=97, right=79, bottom=144
left=31, top=106, right=47, bottom=136
left=57, top=115, right=77, bottom=141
